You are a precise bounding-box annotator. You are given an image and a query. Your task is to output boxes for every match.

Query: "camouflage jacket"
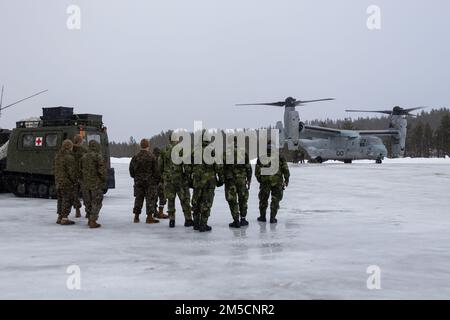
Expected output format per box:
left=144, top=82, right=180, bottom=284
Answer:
left=255, top=155, right=290, bottom=187
left=158, top=144, right=189, bottom=185
left=223, top=147, right=252, bottom=185
left=53, top=149, right=77, bottom=190
left=72, top=144, right=87, bottom=181
left=190, top=146, right=224, bottom=189
left=129, top=150, right=159, bottom=186
left=81, top=142, right=107, bottom=190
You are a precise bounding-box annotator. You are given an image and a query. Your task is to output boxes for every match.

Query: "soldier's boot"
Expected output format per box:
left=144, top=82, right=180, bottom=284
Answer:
left=56, top=215, right=62, bottom=224
left=199, top=224, right=212, bottom=232
left=60, top=217, right=75, bottom=225
left=240, top=217, right=249, bottom=227
left=257, top=208, right=267, bottom=222
left=193, top=217, right=200, bottom=231
left=88, top=219, right=101, bottom=228
left=146, top=215, right=160, bottom=224
left=155, top=207, right=169, bottom=219
left=133, top=214, right=140, bottom=223
left=169, top=220, right=175, bottom=228
left=75, top=208, right=81, bottom=218
left=184, top=219, right=194, bottom=227
left=270, top=211, right=278, bottom=224
left=199, top=218, right=212, bottom=232
left=229, top=219, right=240, bottom=228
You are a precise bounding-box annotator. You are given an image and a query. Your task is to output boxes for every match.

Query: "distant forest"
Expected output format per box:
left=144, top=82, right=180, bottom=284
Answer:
left=109, top=108, right=450, bottom=159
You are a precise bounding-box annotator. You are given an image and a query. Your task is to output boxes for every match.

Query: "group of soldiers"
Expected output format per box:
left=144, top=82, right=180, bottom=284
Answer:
left=53, top=134, right=107, bottom=228
left=52, top=134, right=290, bottom=232
left=129, top=137, right=290, bottom=232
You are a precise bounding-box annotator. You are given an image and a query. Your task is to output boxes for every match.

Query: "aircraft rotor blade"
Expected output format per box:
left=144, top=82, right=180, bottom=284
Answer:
left=235, top=101, right=285, bottom=107
left=345, top=109, right=393, bottom=115
left=295, top=98, right=335, bottom=105
left=403, top=106, right=427, bottom=113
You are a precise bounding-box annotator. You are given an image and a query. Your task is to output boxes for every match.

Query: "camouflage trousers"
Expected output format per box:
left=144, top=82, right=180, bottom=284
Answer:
left=156, top=183, right=167, bottom=209
left=164, top=182, right=192, bottom=221
left=56, top=187, right=76, bottom=217
left=72, top=183, right=82, bottom=209
left=191, top=187, right=215, bottom=224
left=258, top=183, right=284, bottom=218
left=224, top=180, right=249, bottom=220
left=133, top=183, right=157, bottom=216
left=82, top=188, right=104, bottom=221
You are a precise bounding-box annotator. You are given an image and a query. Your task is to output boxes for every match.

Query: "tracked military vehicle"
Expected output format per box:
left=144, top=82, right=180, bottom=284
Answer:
left=0, top=128, right=11, bottom=192
left=2, top=107, right=115, bottom=198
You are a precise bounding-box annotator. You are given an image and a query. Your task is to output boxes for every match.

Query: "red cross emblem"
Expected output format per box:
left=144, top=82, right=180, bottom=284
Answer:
left=35, top=137, right=43, bottom=146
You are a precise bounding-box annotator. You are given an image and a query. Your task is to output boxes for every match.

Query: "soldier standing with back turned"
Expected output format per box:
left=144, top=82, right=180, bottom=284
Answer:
left=255, top=144, right=290, bottom=223
left=190, top=139, right=224, bottom=232
left=159, top=140, right=193, bottom=228
left=129, top=139, right=160, bottom=224
left=54, top=139, right=77, bottom=225
left=152, top=147, right=169, bottom=220
left=81, top=140, right=107, bottom=228
left=72, top=134, right=87, bottom=218
left=223, top=139, right=252, bottom=228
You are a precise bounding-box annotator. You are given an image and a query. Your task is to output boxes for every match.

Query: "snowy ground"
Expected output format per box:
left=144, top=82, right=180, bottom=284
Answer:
left=1, top=158, right=450, bottom=299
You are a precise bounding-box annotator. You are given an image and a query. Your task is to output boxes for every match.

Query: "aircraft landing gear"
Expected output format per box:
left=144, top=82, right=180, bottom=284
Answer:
left=316, top=157, right=323, bottom=164
left=376, top=158, right=382, bottom=164
left=344, top=159, right=352, bottom=164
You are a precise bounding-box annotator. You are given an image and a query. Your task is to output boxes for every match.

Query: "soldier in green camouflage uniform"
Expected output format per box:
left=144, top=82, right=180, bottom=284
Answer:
left=80, top=140, right=107, bottom=228
left=152, top=147, right=169, bottom=220
left=72, top=134, right=87, bottom=218
left=54, top=139, right=77, bottom=225
left=255, top=146, right=290, bottom=223
left=159, top=141, right=192, bottom=228
left=129, top=139, right=160, bottom=224
left=224, top=142, right=252, bottom=228
left=190, top=140, right=224, bottom=232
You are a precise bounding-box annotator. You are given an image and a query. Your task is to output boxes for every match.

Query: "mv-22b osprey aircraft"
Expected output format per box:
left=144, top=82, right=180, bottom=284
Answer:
left=236, top=97, right=424, bottom=163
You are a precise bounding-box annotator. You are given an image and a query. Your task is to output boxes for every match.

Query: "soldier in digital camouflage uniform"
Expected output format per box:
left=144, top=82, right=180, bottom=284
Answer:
left=152, top=147, right=169, bottom=220
left=159, top=140, right=192, bottom=228
left=255, top=145, right=290, bottom=223
left=72, top=134, right=87, bottom=218
left=223, top=140, right=252, bottom=228
left=129, top=139, right=160, bottom=224
left=190, top=139, right=224, bottom=232
left=54, top=139, right=77, bottom=225
left=80, top=140, right=107, bottom=228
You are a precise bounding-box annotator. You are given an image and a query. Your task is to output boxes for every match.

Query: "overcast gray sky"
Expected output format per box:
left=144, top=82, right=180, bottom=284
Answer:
left=0, top=0, right=449, bottom=141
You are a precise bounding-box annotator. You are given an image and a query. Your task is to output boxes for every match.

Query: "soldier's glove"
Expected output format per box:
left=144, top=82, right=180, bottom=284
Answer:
left=283, top=181, right=289, bottom=189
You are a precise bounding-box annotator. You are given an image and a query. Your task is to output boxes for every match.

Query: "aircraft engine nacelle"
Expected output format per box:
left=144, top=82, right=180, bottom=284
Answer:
left=283, top=108, right=300, bottom=149
left=390, top=115, right=407, bottom=158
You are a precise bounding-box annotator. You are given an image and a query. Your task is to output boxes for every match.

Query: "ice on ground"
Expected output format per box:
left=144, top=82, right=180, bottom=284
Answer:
left=1, top=159, right=450, bottom=299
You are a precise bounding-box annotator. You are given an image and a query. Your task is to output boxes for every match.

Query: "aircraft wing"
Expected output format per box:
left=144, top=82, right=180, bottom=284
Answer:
left=301, top=125, right=344, bottom=139
left=357, top=130, right=400, bottom=137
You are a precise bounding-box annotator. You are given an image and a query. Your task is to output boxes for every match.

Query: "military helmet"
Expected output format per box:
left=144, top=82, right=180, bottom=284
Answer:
left=140, top=138, right=150, bottom=149
left=73, top=134, right=83, bottom=145
left=62, top=139, right=73, bottom=150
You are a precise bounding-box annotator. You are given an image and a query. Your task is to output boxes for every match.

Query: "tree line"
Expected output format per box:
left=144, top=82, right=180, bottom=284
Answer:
left=109, top=108, right=450, bottom=158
